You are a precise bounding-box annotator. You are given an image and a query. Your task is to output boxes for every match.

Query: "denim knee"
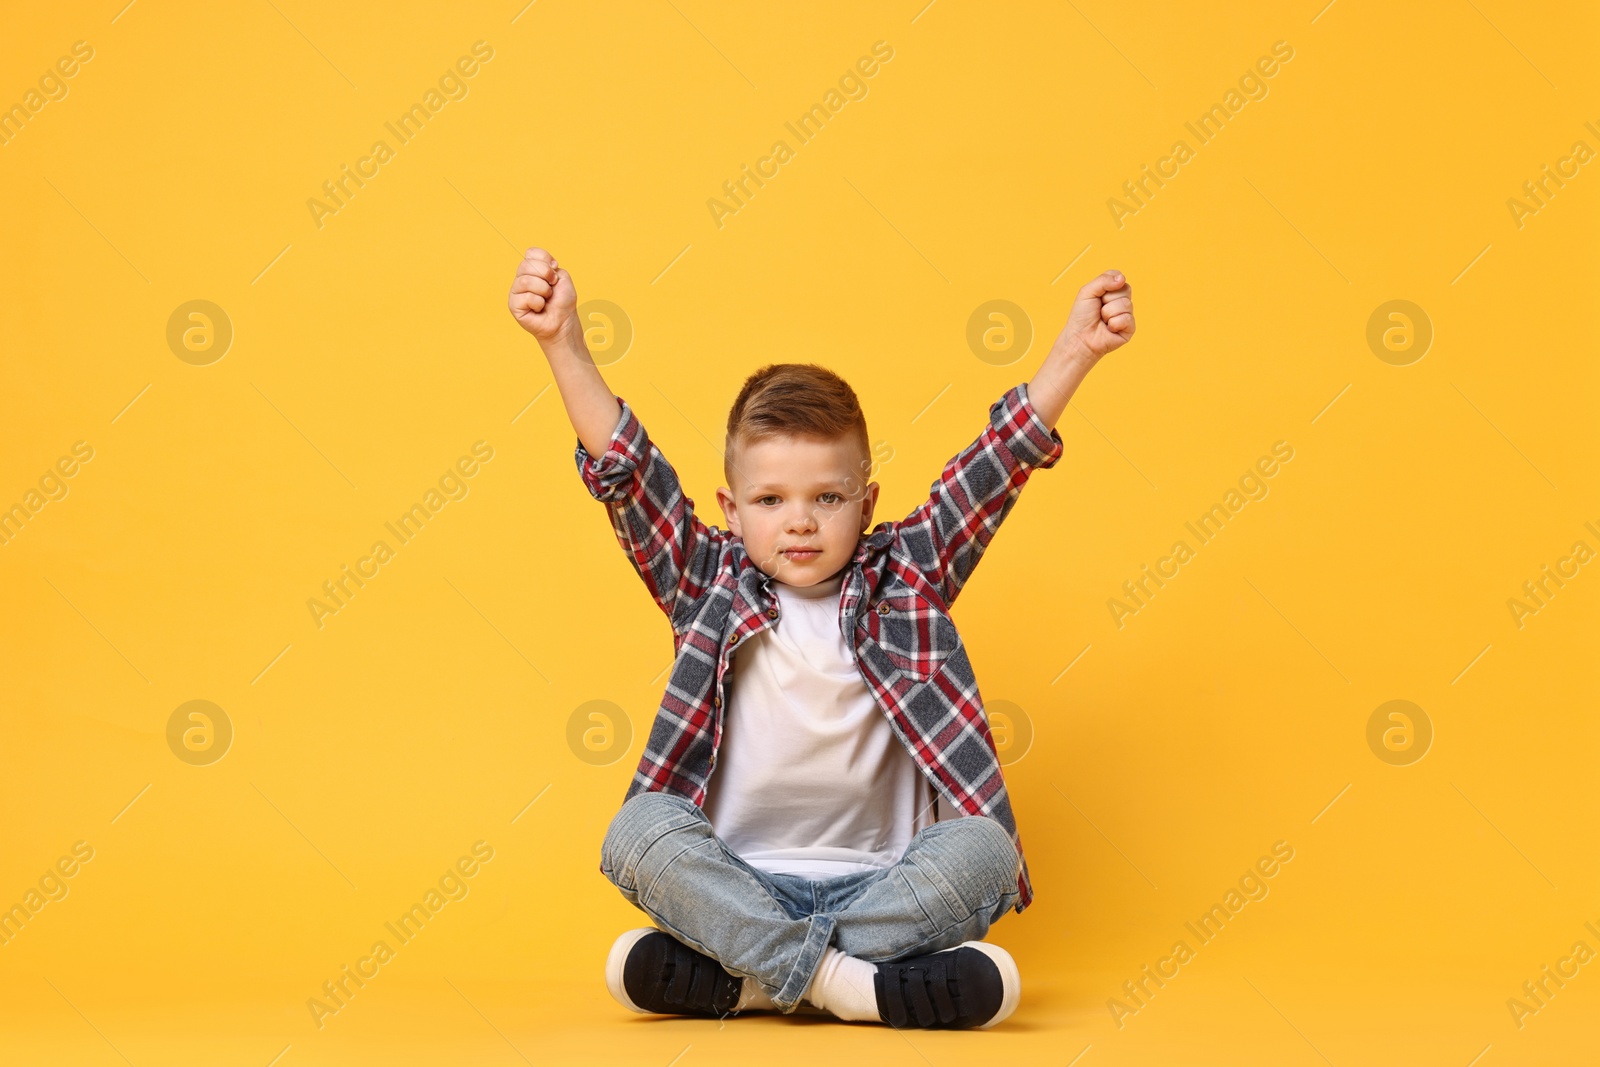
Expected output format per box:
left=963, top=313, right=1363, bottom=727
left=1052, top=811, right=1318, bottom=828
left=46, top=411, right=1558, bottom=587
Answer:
left=945, top=815, right=1021, bottom=911
left=599, top=790, right=706, bottom=895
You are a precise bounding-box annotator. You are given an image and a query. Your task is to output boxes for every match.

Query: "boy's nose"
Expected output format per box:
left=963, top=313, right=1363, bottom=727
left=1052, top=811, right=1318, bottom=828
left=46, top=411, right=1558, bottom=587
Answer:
left=786, top=508, right=818, bottom=534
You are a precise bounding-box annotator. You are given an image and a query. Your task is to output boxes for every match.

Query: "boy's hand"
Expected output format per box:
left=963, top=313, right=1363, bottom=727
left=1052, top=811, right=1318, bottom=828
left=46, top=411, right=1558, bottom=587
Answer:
left=1026, top=270, right=1136, bottom=427
left=1053, top=270, right=1135, bottom=362
left=508, top=247, right=579, bottom=345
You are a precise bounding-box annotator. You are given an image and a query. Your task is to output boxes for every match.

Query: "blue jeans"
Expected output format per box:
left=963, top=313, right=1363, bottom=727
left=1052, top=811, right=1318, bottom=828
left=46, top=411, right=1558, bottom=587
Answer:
left=600, top=790, right=1022, bottom=1013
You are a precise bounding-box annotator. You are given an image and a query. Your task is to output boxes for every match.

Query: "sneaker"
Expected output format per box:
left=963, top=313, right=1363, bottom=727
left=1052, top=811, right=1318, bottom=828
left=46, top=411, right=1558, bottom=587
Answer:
left=606, top=928, right=743, bottom=1017
left=873, top=941, right=1021, bottom=1029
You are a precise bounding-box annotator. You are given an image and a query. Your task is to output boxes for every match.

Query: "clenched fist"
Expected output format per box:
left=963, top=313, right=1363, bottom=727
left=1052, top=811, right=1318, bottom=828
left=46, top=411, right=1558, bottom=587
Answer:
left=508, top=247, right=579, bottom=344
left=1055, top=270, right=1136, bottom=361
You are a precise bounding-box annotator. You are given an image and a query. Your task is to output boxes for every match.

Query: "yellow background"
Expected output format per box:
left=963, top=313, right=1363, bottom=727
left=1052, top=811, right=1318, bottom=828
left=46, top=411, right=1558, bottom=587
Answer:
left=2, top=1, right=1596, bottom=1063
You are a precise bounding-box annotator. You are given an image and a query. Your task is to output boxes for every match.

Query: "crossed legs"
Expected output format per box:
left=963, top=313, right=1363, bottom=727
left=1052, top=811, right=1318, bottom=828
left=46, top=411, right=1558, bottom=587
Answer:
left=599, top=790, right=1021, bottom=1014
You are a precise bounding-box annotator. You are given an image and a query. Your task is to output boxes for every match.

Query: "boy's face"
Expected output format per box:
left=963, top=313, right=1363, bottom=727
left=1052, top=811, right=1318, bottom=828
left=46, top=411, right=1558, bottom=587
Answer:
left=715, top=433, right=879, bottom=587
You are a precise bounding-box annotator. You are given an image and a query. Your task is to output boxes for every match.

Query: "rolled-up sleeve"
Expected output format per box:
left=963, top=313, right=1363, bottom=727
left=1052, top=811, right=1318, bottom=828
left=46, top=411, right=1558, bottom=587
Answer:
left=574, top=395, right=648, bottom=503
left=890, top=382, right=1064, bottom=608
left=572, top=393, right=726, bottom=631
left=991, top=381, right=1065, bottom=471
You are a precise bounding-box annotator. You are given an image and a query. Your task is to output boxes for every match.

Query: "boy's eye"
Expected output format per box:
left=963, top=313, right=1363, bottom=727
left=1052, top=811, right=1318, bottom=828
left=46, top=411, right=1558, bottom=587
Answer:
left=754, top=492, right=842, bottom=505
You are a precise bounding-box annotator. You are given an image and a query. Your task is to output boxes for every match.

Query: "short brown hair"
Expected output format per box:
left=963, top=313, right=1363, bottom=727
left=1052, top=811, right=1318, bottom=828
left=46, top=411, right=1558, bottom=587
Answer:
left=724, top=363, right=869, bottom=487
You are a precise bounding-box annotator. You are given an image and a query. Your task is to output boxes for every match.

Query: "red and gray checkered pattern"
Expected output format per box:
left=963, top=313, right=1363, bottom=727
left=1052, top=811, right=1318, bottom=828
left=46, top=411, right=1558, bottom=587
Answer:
left=575, top=382, right=1064, bottom=912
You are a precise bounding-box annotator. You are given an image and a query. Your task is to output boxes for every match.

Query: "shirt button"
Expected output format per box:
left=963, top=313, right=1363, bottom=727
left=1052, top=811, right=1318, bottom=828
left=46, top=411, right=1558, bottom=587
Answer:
left=766, top=608, right=778, bottom=618
left=877, top=601, right=891, bottom=615
left=712, top=695, right=721, bottom=708
left=728, top=633, right=740, bottom=646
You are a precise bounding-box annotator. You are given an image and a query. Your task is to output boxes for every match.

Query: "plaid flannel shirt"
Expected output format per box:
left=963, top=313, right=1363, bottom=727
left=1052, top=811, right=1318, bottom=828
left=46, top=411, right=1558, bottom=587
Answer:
left=575, top=381, right=1064, bottom=912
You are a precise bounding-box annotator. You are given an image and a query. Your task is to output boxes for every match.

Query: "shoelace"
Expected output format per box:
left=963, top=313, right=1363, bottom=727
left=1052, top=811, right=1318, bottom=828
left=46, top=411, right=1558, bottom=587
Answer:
left=658, top=938, right=739, bottom=1014
left=878, top=957, right=964, bottom=1028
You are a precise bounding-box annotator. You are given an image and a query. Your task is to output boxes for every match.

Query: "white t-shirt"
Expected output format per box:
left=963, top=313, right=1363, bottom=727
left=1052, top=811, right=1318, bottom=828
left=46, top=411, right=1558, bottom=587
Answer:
left=701, top=569, right=955, bottom=879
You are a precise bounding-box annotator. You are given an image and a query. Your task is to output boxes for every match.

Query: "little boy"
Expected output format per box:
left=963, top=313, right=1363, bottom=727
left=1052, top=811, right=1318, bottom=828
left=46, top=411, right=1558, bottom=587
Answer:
left=508, top=249, right=1135, bottom=1029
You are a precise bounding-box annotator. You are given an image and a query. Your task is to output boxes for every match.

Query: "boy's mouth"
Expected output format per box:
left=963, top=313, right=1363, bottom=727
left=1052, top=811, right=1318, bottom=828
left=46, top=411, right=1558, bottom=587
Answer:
left=782, top=547, right=821, bottom=562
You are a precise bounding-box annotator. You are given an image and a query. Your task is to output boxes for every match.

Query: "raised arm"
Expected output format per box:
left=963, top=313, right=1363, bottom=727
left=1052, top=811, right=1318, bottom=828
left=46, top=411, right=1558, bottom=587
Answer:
left=508, top=248, right=620, bottom=456
left=1026, top=269, right=1135, bottom=429
left=508, top=248, right=725, bottom=631
left=894, top=269, right=1136, bottom=608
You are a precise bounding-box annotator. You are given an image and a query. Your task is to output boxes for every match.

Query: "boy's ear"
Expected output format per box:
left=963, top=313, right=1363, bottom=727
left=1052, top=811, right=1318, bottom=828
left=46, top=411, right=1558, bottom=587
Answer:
left=859, top=481, right=880, bottom=533
left=716, top=485, right=742, bottom=536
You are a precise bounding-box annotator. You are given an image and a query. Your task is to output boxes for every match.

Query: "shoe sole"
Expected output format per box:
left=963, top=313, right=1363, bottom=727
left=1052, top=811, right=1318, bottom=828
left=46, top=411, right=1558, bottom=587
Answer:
left=957, top=940, right=1021, bottom=1028
left=605, top=927, right=660, bottom=1014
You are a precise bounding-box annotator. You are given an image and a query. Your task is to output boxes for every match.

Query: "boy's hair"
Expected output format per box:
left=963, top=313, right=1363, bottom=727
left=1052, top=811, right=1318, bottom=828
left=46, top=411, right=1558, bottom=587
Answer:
left=724, top=363, right=870, bottom=488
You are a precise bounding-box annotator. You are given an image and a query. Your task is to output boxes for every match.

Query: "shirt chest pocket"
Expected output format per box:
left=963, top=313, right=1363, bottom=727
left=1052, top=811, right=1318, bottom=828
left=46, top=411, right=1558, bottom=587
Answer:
left=858, top=587, right=961, bottom=683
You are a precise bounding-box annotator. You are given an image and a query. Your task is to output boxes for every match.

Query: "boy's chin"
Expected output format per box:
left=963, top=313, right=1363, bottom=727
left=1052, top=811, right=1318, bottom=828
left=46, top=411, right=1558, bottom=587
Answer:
left=758, top=553, right=841, bottom=585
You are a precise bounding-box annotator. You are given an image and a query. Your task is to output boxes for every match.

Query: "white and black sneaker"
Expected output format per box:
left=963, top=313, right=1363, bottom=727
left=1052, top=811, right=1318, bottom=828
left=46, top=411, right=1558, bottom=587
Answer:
left=606, top=928, right=744, bottom=1017
left=873, top=941, right=1021, bottom=1029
